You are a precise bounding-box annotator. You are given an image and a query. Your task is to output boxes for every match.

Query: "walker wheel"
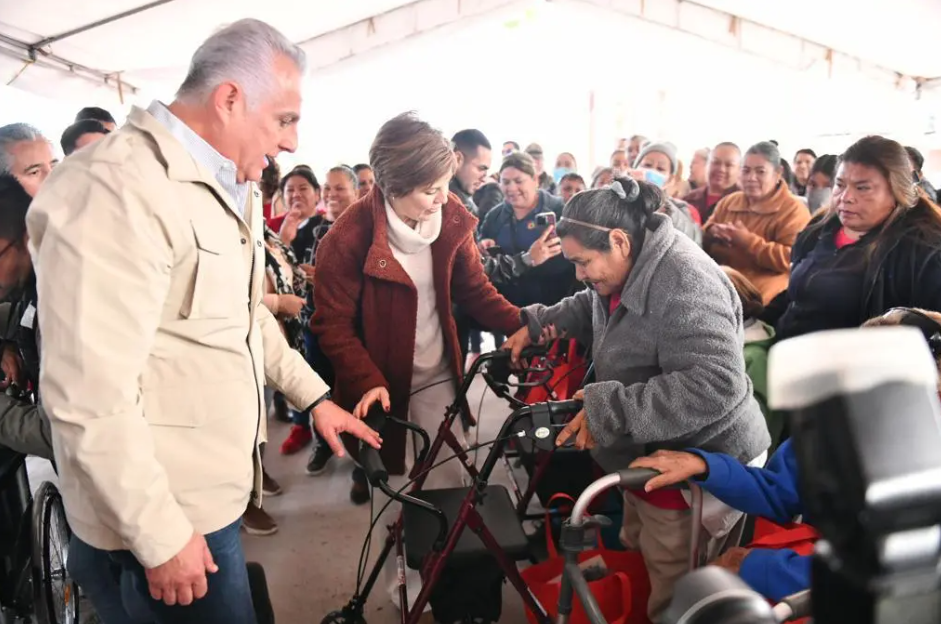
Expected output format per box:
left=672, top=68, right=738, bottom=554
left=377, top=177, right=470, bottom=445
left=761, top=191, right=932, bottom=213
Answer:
left=320, top=611, right=366, bottom=624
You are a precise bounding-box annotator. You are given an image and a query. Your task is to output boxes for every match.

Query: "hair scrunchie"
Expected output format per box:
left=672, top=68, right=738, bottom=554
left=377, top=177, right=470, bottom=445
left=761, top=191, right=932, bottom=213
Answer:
left=610, top=178, right=640, bottom=202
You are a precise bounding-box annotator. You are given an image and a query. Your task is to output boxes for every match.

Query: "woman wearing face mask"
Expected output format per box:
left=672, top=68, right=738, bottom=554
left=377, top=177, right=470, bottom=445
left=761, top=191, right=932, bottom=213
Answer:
left=313, top=112, right=523, bottom=506
left=502, top=177, right=770, bottom=621
left=554, top=151, right=578, bottom=186
left=704, top=142, right=811, bottom=304
left=632, top=142, right=703, bottom=245
left=804, top=154, right=837, bottom=213
left=480, top=151, right=576, bottom=308
left=771, top=136, right=941, bottom=342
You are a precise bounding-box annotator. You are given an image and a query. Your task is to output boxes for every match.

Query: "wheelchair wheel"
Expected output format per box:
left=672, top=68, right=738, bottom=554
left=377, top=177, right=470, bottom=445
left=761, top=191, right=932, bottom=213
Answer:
left=31, top=481, right=79, bottom=624
left=320, top=611, right=366, bottom=624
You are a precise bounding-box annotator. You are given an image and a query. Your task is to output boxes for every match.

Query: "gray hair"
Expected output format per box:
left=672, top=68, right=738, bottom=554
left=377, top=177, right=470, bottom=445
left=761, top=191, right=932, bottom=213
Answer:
left=557, top=176, right=663, bottom=256
left=328, top=165, right=359, bottom=189
left=0, top=123, right=48, bottom=175
left=745, top=141, right=783, bottom=172
left=176, top=19, right=307, bottom=108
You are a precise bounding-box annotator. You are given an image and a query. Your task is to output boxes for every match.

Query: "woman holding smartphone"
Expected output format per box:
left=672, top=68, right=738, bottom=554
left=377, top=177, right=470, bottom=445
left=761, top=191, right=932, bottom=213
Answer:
left=479, top=151, right=578, bottom=308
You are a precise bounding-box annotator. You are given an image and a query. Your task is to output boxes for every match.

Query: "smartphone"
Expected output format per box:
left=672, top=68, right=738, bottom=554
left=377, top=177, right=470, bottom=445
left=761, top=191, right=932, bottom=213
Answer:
left=535, top=212, right=557, bottom=234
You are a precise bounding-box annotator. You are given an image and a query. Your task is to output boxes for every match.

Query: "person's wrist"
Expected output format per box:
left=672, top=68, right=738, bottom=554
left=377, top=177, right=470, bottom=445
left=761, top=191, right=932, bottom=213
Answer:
left=690, top=454, right=710, bottom=481
left=307, top=391, right=333, bottom=415
left=521, top=251, right=534, bottom=267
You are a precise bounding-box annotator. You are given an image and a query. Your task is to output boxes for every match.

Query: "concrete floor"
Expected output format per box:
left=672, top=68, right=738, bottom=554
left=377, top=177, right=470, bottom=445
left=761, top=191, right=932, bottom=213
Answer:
left=26, top=371, right=537, bottom=624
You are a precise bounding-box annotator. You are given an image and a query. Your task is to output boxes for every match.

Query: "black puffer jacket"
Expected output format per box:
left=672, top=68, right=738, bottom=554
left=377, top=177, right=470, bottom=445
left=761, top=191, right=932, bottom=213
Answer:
left=450, top=179, right=533, bottom=286
left=768, top=203, right=941, bottom=337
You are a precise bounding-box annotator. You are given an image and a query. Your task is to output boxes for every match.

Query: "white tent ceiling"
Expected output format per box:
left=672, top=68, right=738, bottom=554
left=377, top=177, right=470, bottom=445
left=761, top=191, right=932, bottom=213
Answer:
left=1, top=0, right=939, bottom=107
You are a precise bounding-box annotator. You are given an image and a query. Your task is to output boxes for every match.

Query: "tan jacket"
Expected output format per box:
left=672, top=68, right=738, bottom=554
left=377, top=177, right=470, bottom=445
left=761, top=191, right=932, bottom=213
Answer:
left=27, top=107, right=330, bottom=568
left=704, top=183, right=811, bottom=303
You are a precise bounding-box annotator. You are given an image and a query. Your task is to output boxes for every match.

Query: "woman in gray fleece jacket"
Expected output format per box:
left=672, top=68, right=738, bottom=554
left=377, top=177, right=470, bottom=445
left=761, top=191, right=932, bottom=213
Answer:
left=504, top=176, right=770, bottom=621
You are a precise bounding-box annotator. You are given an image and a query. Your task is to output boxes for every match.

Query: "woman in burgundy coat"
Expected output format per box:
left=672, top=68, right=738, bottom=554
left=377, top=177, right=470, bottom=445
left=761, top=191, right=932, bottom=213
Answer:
left=312, top=112, right=522, bottom=500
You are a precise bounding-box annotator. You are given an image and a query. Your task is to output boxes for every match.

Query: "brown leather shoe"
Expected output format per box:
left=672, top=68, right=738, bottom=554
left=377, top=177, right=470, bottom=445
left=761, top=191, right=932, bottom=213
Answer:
left=262, top=471, right=283, bottom=496
left=242, top=502, right=278, bottom=536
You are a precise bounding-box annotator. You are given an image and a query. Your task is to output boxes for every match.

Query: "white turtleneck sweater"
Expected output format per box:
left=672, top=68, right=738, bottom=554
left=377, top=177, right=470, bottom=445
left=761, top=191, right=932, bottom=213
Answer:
left=378, top=204, right=466, bottom=611
left=384, top=202, right=450, bottom=388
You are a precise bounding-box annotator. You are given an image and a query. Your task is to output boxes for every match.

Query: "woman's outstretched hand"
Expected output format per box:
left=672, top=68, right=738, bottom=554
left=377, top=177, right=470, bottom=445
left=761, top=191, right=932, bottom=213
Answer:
left=629, top=450, right=708, bottom=492
left=539, top=323, right=565, bottom=344
left=503, top=326, right=533, bottom=368
left=311, top=401, right=382, bottom=457
left=555, top=408, right=595, bottom=450
left=504, top=323, right=565, bottom=368
left=353, top=386, right=391, bottom=419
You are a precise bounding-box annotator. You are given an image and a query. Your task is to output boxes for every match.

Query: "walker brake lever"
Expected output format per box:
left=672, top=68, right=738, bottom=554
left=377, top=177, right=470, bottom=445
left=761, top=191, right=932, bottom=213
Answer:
left=529, top=400, right=584, bottom=451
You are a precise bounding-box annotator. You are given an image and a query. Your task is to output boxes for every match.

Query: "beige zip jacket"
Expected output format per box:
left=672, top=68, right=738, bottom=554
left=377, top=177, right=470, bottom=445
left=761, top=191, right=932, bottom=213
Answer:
left=27, top=107, right=329, bottom=568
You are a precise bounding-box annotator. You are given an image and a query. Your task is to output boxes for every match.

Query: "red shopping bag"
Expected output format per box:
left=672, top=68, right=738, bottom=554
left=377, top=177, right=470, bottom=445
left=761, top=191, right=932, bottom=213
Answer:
left=517, top=339, right=588, bottom=404
left=522, top=494, right=653, bottom=624
left=749, top=518, right=819, bottom=555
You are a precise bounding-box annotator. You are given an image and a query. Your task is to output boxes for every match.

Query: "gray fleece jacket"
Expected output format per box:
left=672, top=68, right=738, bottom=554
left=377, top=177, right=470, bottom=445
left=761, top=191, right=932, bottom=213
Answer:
left=523, top=213, right=770, bottom=472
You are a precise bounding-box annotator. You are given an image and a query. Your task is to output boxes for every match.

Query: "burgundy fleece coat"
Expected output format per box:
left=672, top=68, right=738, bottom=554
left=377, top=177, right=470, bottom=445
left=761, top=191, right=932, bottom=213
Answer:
left=312, top=188, right=523, bottom=474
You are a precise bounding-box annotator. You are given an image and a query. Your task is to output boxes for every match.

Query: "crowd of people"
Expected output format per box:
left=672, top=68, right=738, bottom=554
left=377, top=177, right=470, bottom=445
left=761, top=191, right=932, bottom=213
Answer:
left=0, top=15, right=940, bottom=624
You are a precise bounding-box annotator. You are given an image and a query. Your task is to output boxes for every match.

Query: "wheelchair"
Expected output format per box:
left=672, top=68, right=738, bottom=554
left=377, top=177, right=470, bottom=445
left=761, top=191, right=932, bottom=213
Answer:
left=0, top=447, right=78, bottom=624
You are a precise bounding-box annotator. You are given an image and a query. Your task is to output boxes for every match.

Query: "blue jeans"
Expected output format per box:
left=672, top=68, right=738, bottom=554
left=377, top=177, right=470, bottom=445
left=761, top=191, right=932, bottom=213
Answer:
left=69, top=519, right=256, bottom=624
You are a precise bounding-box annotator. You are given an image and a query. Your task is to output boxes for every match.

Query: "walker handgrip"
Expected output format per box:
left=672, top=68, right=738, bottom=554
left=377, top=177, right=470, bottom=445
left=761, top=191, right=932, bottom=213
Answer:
left=482, top=345, right=551, bottom=392
left=489, top=344, right=549, bottom=361
left=360, top=447, right=389, bottom=487
left=519, top=344, right=549, bottom=360
left=359, top=407, right=389, bottom=486
left=617, top=468, right=661, bottom=490
left=774, top=589, right=812, bottom=622
left=548, top=399, right=584, bottom=419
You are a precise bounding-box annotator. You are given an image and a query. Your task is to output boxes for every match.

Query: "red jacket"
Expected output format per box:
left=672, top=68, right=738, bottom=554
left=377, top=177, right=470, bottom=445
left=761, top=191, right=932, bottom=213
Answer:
left=684, top=184, right=741, bottom=224
left=312, top=188, right=522, bottom=474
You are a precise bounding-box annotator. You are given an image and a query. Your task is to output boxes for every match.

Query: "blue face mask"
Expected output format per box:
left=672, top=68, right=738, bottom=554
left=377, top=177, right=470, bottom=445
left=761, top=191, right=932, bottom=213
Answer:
left=553, top=167, right=574, bottom=184
left=806, top=187, right=832, bottom=212
left=640, top=168, right=669, bottom=188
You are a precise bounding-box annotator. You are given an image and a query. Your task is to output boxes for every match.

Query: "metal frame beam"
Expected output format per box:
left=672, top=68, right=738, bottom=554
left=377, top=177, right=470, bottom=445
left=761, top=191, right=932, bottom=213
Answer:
left=1, top=0, right=174, bottom=99
left=0, top=34, right=139, bottom=98
left=296, top=0, right=525, bottom=73
left=31, top=0, right=176, bottom=49
left=564, top=0, right=938, bottom=92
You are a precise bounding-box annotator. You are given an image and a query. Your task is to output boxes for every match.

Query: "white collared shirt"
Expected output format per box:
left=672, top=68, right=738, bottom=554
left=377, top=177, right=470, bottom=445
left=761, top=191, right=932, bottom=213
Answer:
left=147, top=100, right=249, bottom=217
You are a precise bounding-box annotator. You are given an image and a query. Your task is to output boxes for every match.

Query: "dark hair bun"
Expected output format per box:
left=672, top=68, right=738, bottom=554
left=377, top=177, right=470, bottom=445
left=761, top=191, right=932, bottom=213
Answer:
left=610, top=176, right=641, bottom=202
left=613, top=175, right=661, bottom=220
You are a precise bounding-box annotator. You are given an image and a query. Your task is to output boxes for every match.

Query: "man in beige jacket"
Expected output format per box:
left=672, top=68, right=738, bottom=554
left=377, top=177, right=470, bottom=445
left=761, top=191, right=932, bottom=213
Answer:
left=27, top=19, right=380, bottom=624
